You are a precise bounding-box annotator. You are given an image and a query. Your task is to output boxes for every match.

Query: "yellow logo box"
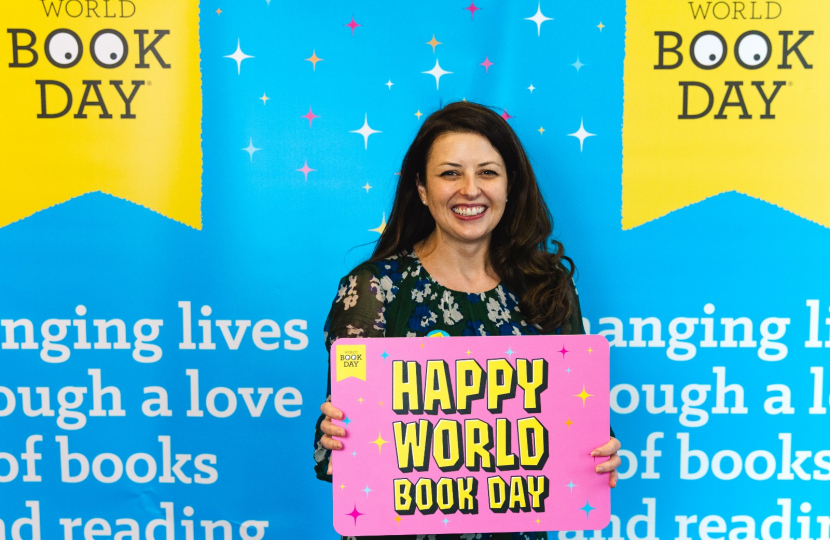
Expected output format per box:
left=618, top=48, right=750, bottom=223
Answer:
left=0, top=1, right=202, bottom=229
left=335, top=344, right=367, bottom=382
left=622, top=1, right=828, bottom=229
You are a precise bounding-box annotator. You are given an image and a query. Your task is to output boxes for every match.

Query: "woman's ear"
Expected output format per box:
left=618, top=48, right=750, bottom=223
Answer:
left=416, top=174, right=427, bottom=203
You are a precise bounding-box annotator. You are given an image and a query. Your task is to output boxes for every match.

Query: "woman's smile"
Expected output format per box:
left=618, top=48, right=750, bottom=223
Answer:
left=452, top=204, right=488, bottom=219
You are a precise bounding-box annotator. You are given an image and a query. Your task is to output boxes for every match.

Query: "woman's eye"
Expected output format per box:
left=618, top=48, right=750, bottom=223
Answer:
left=480, top=170, right=497, bottom=176
left=441, top=170, right=459, bottom=177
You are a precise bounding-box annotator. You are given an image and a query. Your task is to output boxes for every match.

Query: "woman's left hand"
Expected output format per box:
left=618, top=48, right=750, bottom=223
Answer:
left=592, top=437, right=622, bottom=488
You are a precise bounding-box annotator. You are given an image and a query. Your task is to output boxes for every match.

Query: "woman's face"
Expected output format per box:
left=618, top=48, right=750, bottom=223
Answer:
left=418, top=132, right=508, bottom=247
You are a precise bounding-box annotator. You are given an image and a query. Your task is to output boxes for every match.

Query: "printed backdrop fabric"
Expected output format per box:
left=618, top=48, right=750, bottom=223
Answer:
left=1, top=1, right=829, bottom=540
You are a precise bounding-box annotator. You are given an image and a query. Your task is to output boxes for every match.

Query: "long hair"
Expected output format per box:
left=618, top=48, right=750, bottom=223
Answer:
left=371, top=101, right=575, bottom=333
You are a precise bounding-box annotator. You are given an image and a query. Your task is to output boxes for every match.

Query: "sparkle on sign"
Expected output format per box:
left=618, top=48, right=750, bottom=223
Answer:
left=297, top=160, right=315, bottom=181
left=385, top=80, right=394, bottom=90
left=346, top=504, right=364, bottom=525
left=574, top=385, right=594, bottom=407
left=538, top=126, right=545, bottom=135
left=567, top=480, right=577, bottom=492
left=259, top=93, right=269, bottom=105
left=528, top=84, right=535, bottom=93
left=566, top=367, right=571, bottom=374
left=505, top=347, right=515, bottom=357
left=370, top=432, right=389, bottom=453
left=380, top=350, right=390, bottom=361
left=581, top=500, right=596, bottom=519
left=215, top=8, right=222, bottom=16
left=525, top=3, right=553, bottom=36
left=464, top=2, right=481, bottom=20
left=597, top=22, right=606, bottom=31
left=305, top=50, right=323, bottom=70
left=442, top=518, right=451, bottom=527
left=564, top=418, right=573, bottom=428
left=559, top=346, right=569, bottom=358
left=362, top=485, right=373, bottom=497
left=362, top=183, right=372, bottom=193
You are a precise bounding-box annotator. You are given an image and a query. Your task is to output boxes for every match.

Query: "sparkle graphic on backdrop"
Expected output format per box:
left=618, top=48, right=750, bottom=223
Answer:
left=224, top=39, right=254, bottom=75
left=350, top=115, right=382, bottom=150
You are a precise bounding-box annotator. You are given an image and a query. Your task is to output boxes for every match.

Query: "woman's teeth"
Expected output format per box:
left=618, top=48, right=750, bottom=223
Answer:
left=452, top=206, right=486, bottom=216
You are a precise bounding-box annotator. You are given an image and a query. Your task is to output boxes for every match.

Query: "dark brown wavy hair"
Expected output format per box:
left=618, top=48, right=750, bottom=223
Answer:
left=371, top=101, right=575, bottom=333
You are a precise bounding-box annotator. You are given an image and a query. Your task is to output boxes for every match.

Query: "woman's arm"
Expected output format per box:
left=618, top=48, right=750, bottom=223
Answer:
left=313, top=267, right=386, bottom=482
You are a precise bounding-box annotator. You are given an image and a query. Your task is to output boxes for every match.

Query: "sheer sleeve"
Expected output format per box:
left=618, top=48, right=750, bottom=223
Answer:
left=565, top=278, right=616, bottom=439
left=313, top=265, right=387, bottom=482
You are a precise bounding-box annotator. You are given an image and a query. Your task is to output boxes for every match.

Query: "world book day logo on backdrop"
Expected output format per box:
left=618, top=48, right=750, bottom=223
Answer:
left=0, top=1, right=202, bottom=229
left=622, top=1, right=828, bottom=230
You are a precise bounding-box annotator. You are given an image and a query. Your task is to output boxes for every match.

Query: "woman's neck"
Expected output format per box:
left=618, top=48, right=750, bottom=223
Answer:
left=414, top=232, right=500, bottom=293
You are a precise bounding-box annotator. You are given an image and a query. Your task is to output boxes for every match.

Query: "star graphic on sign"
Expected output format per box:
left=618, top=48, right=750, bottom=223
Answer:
left=423, top=60, right=452, bottom=90
left=564, top=418, right=573, bottom=428
left=380, top=350, right=389, bottom=361
left=346, top=504, right=364, bottom=525
left=362, top=182, right=372, bottom=193
left=305, top=50, right=323, bottom=71
left=528, top=84, right=535, bottom=93
left=385, top=80, right=394, bottom=90
left=344, top=16, right=361, bottom=35
left=362, top=485, right=373, bottom=497
left=466, top=349, right=471, bottom=356
left=505, top=347, right=515, bottom=357
left=369, top=213, right=386, bottom=234
left=297, top=160, right=315, bottom=181
left=415, top=110, right=423, bottom=120
left=350, top=114, right=381, bottom=150
left=370, top=432, right=389, bottom=453
left=587, top=348, right=593, bottom=354
left=259, top=93, right=269, bottom=105
left=224, top=39, right=253, bottom=75
left=597, top=21, right=605, bottom=31
left=351, top=451, right=357, bottom=457
left=536, top=519, right=541, bottom=524
left=358, top=397, right=364, bottom=403
left=559, top=346, right=569, bottom=358
left=342, top=416, right=352, bottom=426
left=538, top=126, right=545, bottom=135
left=574, top=385, right=594, bottom=407
left=442, top=518, right=451, bottom=527
left=479, top=56, right=494, bottom=73
left=301, top=107, right=319, bottom=127
left=379, top=401, right=384, bottom=405
left=572, top=57, right=585, bottom=72
left=340, top=484, right=345, bottom=490
left=242, top=139, right=261, bottom=162
left=501, top=109, right=513, bottom=121
left=568, top=119, right=596, bottom=152
left=580, top=500, right=596, bottom=519
left=395, top=516, right=402, bottom=524
left=464, top=1, right=481, bottom=20
left=565, top=367, right=571, bottom=374
left=215, top=8, right=222, bottom=15
left=427, top=35, right=442, bottom=52
left=567, top=480, right=577, bottom=492
left=525, top=3, right=553, bottom=36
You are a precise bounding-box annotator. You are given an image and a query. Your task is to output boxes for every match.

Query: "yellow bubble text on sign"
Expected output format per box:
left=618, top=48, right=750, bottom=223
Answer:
left=0, top=1, right=202, bottom=229
left=335, top=344, right=366, bottom=382
left=622, top=1, right=829, bottom=229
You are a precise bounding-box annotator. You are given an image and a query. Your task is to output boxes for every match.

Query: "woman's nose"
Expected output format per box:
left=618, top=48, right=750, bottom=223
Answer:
left=459, top=171, right=481, bottom=198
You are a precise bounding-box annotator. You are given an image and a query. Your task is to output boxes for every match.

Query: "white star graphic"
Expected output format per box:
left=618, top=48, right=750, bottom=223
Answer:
left=385, top=80, right=394, bottom=90
left=350, top=114, right=381, bottom=150
left=242, top=138, right=261, bottom=162
left=422, top=60, right=452, bottom=90
left=572, top=57, right=585, bottom=72
left=224, top=39, right=254, bottom=75
left=567, top=119, right=596, bottom=152
left=528, top=84, right=535, bottom=93
left=525, top=3, right=553, bottom=36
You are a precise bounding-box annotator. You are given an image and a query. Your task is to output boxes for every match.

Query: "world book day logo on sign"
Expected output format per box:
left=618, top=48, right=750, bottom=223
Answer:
left=622, top=2, right=828, bottom=229
left=0, top=1, right=202, bottom=229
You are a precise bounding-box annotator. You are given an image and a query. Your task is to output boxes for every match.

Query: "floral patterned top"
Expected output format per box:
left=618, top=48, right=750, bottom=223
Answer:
left=313, top=249, right=590, bottom=540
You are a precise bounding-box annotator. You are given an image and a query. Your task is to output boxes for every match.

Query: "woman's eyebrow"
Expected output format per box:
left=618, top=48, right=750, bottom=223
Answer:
left=478, top=161, right=501, bottom=167
left=438, top=162, right=462, bottom=167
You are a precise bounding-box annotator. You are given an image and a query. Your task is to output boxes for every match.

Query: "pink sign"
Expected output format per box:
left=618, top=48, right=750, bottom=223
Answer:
left=330, top=334, right=610, bottom=536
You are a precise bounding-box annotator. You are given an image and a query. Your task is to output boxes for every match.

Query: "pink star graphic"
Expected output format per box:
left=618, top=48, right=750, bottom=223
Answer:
left=464, top=1, right=480, bottom=20
left=500, top=109, right=513, bottom=121
left=346, top=504, right=364, bottom=525
left=297, top=161, right=315, bottom=181
left=345, top=16, right=361, bottom=35
left=301, top=107, right=320, bottom=127
left=559, top=346, right=569, bottom=358
left=479, top=56, right=494, bottom=73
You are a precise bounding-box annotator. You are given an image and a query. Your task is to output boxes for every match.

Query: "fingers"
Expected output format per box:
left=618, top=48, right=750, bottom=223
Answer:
left=320, top=417, right=346, bottom=438
left=591, top=437, right=621, bottom=457
left=320, top=434, right=343, bottom=451
left=595, top=453, right=621, bottom=473
left=320, top=401, right=343, bottom=420
left=609, top=469, right=618, bottom=488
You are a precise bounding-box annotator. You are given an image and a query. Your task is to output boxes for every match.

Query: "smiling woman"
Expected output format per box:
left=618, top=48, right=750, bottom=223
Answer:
left=313, top=101, right=621, bottom=540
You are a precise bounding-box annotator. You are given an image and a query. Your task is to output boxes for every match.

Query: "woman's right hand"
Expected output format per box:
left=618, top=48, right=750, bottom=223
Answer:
left=319, top=401, right=346, bottom=475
